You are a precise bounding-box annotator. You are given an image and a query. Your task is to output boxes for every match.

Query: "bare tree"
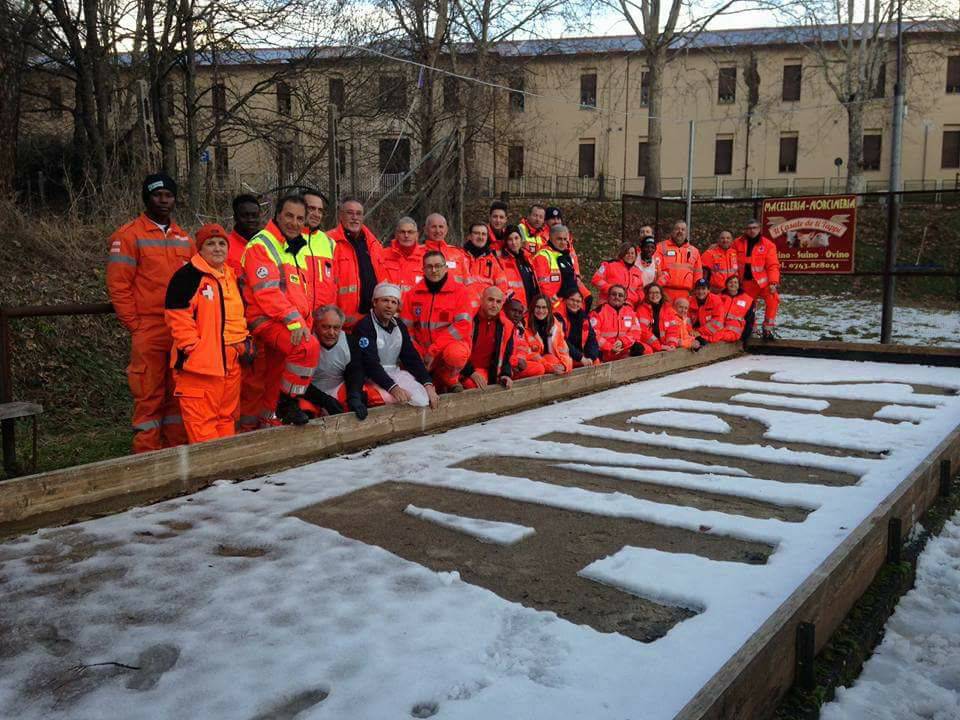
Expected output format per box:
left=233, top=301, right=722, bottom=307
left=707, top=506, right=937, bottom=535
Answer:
left=0, top=1, right=39, bottom=192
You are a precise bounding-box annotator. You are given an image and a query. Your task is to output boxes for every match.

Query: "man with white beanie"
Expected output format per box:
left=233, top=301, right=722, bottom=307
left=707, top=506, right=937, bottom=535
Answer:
left=352, top=282, right=440, bottom=409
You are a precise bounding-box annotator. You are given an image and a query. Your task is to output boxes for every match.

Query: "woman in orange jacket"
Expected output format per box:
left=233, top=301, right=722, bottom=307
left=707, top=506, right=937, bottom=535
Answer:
left=164, top=224, right=250, bottom=443
left=591, top=242, right=646, bottom=307
left=527, top=293, right=573, bottom=374
left=636, top=283, right=681, bottom=350
left=499, top=225, right=539, bottom=307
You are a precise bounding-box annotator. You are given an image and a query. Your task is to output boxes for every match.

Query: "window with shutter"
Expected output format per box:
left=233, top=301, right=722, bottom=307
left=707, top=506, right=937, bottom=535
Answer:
left=508, top=146, right=524, bottom=179
left=714, top=137, right=733, bottom=175
left=509, top=75, right=525, bottom=112
left=329, top=78, right=345, bottom=112
left=379, top=139, right=411, bottom=174
left=276, top=81, right=292, bottom=116
left=580, top=73, right=597, bottom=108
left=861, top=134, right=882, bottom=171
left=942, top=130, right=960, bottom=168
left=379, top=76, right=407, bottom=111
left=779, top=135, right=798, bottom=173
left=947, top=57, right=960, bottom=93
left=782, top=64, right=802, bottom=102
left=578, top=142, right=596, bottom=178
left=638, top=141, right=649, bottom=177
left=639, top=71, right=650, bottom=106
left=718, top=67, right=736, bottom=104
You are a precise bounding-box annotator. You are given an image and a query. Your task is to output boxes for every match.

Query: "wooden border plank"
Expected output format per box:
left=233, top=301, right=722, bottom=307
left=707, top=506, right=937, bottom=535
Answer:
left=675, top=421, right=960, bottom=720
left=0, top=343, right=741, bottom=536
left=746, top=338, right=960, bottom=367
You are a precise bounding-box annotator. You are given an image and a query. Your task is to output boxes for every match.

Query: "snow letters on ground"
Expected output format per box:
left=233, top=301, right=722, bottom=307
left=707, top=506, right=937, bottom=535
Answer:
left=1, top=355, right=960, bottom=720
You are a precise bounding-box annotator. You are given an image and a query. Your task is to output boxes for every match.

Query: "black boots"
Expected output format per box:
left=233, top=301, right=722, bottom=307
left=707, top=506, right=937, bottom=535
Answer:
left=276, top=393, right=309, bottom=426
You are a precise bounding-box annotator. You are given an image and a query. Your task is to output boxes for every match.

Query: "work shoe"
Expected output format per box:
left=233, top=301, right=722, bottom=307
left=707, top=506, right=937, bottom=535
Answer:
left=276, top=393, right=310, bottom=426
left=448, top=383, right=465, bottom=394
left=761, top=327, right=780, bottom=341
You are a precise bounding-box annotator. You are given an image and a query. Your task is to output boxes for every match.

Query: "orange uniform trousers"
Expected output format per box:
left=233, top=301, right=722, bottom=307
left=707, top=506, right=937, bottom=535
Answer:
left=427, top=341, right=471, bottom=390
left=128, top=320, right=187, bottom=453
left=238, top=342, right=269, bottom=432
left=175, top=345, right=243, bottom=443
left=742, top=280, right=780, bottom=329
left=515, top=361, right=546, bottom=378
left=256, top=322, right=321, bottom=416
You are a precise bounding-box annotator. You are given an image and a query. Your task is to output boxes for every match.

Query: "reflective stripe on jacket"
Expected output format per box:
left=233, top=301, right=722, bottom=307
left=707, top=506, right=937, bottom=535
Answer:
left=400, top=277, right=474, bottom=358
left=733, top=235, right=781, bottom=288
left=701, top=244, right=739, bottom=292
left=655, top=238, right=703, bottom=293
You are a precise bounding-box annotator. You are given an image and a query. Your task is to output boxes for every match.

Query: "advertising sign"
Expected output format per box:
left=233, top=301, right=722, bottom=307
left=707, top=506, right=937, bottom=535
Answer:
left=760, top=194, right=857, bottom=273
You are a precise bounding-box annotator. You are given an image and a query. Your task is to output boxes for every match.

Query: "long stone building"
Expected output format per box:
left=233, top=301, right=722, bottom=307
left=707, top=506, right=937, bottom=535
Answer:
left=22, top=22, right=960, bottom=200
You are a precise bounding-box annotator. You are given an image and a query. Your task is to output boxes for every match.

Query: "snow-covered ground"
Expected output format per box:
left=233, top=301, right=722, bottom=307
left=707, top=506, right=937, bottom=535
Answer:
left=1, top=356, right=959, bottom=720
left=821, top=511, right=960, bottom=720
left=773, top=293, right=960, bottom=347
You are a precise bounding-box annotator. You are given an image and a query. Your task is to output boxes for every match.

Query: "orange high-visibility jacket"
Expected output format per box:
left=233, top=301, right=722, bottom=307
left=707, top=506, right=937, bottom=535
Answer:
left=424, top=240, right=470, bottom=285
left=710, top=292, right=754, bottom=342
left=381, top=240, right=426, bottom=298
left=691, top=291, right=727, bottom=339
left=463, top=249, right=509, bottom=298
left=107, top=213, right=194, bottom=331
left=636, top=302, right=681, bottom=348
left=518, top=219, right=549, bottom=254
left=734, top=235, right=781, bottom=288
left=498, top=250, right=537, bottom=307
left=400, top=277, right=474, bottom=359
left=164, top=254, right=248, bottom=376
left=675, top=315, right=697, bottom=349
left=525, top=321, right=573, bottom=372
left=701, top=244, right=739, bottom=292
left=655, top=238, right=703, bottom=294
left=304, top=228, right=338, bottom=308
left=226, top=230, right=249, bottom=279
left=532, top=246, right=590, bottom=303
left=328, top=223, right=386, bottom=326
left=592, top=259, right=645, bottom=307
left=241, top=220, right=322, bottom=334
left=590, top=303, right=659, bottom=353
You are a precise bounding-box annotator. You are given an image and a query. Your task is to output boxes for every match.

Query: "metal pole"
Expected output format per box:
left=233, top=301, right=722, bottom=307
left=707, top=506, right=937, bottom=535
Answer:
left=327, top=105, right=339, bottom=203
left=685, top=119, right=695, bottom=233
left=881, top=0, right=905, bottom=343
left=0, top=307, right=16, bottom=476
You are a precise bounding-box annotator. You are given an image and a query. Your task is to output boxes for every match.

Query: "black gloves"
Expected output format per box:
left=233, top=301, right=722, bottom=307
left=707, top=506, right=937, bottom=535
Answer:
left=347, top=397, right=368, bottom=421
left=238, top=337, right=257, bottom=366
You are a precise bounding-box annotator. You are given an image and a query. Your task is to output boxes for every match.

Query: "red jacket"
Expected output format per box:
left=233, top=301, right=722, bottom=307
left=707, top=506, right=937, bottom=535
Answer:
left=590, top=303, right=659, bottom=354
left=710, top=291, right=754, bottom=342
left=424, top=239, right=470, bottom=286
left=462, top=312, right=515, bottom=381
left=734, top=235, right=781, bottom=289
left=107, top=213, right=194, bottom=330
left=328, top=223, right=385, bottom=327
left=637, top=302, right=681, bottom=348
left=525, top=322, right=573, bottom=372
left=691, top=291, right=727, bottom=338
left=499, top=250, right=537, bottom=307
left=226, top=230, right=249, bottom=279
left=241, top=220, right=323, bottom=333
left=655, top=238, right=703, bottom=294
left=675, top=314, right=697, bottom=349
left=381, top=240, right=425, bottom=299
left=400, top=277, right=473, bottom=358
left=701, top=244, right=739, bottom=292
left=519, top=218, right=549, bottom=254
left=592, top=259, right=645, bottom=307
left=532, top=246, right=590, bottom=304
left=463, top=248, right=509, bottom=299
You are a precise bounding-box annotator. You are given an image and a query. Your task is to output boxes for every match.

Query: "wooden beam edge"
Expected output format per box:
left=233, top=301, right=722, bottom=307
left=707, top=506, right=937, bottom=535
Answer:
left=673, top=422, right=960, bottom=720
left=0, top=343, right=741, bottom=534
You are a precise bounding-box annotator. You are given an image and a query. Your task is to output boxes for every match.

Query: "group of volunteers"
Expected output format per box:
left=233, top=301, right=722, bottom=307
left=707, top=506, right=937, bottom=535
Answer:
left=107, top=172, right=781, bottom=452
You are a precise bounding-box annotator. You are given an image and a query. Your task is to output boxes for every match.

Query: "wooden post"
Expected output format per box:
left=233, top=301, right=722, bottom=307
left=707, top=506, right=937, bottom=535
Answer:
left=0, top=306, right=16, bottom=476
left=796, top=622, right=816, bottom=691
left=887, top=517, right=902, bottom=564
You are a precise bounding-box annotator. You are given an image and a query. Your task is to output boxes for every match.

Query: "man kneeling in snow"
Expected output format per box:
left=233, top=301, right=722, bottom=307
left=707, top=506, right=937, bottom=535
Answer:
left=353, top=282, right=440, bottom=409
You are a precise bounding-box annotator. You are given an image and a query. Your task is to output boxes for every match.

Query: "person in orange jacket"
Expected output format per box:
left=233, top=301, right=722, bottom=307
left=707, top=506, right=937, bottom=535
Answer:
left=241, top=194, right=322, bottom=426
left=655, top=220, right=703, bottom=303
left=671, top=296, right=703, bottom=351
left=503, top=298, right=546, bottom=379
left=227, top=193, right=269, bottom=432
left=636, top=283, right=680, bottom=350
left=690, top=278, right=726, bottom=339
left=487, top=200, right=509, bottom=252
left=734, top=218, right=781, bottom=339
left=107, top=173, right=194, bottom=453
left=519, top=204, right=550, bottom=253
left=701, top=230, right=739, bottom=293
left=227, top=194, right=262, bottom=276
left=498, top=225, right=538, bottom=307
left=164, top=224, right=250, bottom=443
left=303, top=189, right=338, bottom=309
left=463, top=223, right=508, bottom=300
left=592, top=242, right=646, bottom=307
left=555, top=291, right=600, bottom=366
left=423, top=213, right=470, bottom=286
left=532, top=225, right=591, bottom=310
left=527, top=293, right=573, bottom=374
left=589, top=284, right=657, bottom=362
left=461, top=287, right=515, bottom=390
left=328, top=197, right=385, bottom=329
left=636, top=236, right=662, bottom=290
left=707, top=275, right=755, bottom=343
left=381, top=216, right=425, bottom=299
left=400, top=250, right=474, bottom=392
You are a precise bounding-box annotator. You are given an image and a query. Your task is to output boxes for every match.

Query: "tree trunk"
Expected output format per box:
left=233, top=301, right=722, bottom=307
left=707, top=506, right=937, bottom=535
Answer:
left=0, top=6, right=32, bottom=193
left=643, top=47, right=667, bottom=197
left=183, top=0, right=200, bottom=207
left=845, top=103, right=865, bottom=193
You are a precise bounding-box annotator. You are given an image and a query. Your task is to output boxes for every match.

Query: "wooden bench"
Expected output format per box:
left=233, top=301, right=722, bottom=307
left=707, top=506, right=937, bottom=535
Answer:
left=0, top=402, right=43, bottom=475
